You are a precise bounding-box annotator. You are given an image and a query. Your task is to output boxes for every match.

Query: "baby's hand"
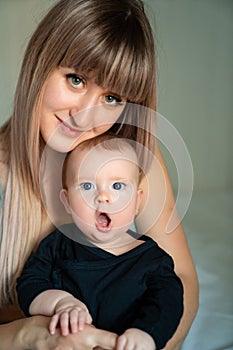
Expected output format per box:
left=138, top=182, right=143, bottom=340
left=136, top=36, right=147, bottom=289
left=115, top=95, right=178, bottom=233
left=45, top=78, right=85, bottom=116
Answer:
left=116, top=328, right=156, bottom=350
left=49, top=297, right=92, bottom=336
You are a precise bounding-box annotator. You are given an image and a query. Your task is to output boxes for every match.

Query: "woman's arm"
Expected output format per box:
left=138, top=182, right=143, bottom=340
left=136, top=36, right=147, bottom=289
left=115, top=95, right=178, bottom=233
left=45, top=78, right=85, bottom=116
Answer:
left=136, top=147, right=199, bottom=350
left=0, top=315, right=117, bottom=350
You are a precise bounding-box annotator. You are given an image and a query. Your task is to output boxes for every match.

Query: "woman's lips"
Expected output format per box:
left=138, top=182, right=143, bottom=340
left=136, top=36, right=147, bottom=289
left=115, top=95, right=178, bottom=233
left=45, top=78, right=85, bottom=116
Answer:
left=56, top=116, right=83, bottom=138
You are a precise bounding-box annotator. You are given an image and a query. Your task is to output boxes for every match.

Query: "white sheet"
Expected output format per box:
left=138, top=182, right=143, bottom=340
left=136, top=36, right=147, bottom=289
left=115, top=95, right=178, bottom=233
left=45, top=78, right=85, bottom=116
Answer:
left=181, top=191, right=233, bottom=350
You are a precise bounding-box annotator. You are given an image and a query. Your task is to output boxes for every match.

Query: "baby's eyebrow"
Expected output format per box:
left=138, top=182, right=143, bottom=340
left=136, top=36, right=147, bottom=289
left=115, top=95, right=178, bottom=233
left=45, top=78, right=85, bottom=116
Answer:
left=74, top=178, right=95, bottom=185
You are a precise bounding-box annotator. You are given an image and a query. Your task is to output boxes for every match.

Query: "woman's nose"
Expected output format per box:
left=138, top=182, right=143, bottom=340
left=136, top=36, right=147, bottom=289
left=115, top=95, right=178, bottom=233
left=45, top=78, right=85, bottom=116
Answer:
left=70, top=106, right=95, bottom=129
left=74, top=90, right=100, bottom=110
left=70, top=89, right=104, bottom=128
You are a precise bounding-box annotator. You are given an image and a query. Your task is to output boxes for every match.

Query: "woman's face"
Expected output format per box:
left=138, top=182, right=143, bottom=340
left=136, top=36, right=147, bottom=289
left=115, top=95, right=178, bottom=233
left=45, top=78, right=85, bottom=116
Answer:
left=40, top=67, right=126, bottom=152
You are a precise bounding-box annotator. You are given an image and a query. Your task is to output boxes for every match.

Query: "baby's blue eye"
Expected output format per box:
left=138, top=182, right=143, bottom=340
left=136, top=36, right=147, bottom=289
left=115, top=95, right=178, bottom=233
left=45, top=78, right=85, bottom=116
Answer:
left=81, top=182, right=94, bottom=190
left=112, top=182, right=124, bottom=190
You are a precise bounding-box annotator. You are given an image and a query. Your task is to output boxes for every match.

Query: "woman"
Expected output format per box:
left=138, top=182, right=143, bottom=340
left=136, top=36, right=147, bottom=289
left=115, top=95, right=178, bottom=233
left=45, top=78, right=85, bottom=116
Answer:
left=0, top=0, right=198, bottom=349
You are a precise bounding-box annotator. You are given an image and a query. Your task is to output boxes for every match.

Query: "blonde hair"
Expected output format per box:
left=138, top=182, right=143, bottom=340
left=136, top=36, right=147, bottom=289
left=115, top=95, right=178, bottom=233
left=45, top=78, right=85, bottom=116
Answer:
left=0, top=0, right=156, bottom=305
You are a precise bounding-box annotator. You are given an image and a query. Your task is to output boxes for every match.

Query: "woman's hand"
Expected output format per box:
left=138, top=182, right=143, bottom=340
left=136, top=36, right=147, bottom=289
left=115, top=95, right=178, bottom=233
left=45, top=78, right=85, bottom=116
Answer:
left=1, top=315, right=117, bottom=350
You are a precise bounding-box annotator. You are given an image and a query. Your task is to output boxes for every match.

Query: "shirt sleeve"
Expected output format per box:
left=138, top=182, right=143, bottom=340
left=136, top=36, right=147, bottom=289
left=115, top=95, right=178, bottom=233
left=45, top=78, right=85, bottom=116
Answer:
left=129, top=254, right=184, bottom=350
left=16, top=233, right=58, bottom=316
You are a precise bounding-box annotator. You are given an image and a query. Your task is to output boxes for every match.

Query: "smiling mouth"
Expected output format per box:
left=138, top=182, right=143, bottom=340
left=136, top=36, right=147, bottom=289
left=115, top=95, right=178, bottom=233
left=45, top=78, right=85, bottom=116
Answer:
left=95, top=212, right=112, bottom=232
left=56, top=116, right=83, bottom=137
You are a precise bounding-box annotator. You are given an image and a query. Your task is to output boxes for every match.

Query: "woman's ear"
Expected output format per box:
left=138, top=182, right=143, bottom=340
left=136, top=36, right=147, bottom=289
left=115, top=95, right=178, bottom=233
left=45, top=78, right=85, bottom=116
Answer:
left=60, top=189, right=71, bottom=214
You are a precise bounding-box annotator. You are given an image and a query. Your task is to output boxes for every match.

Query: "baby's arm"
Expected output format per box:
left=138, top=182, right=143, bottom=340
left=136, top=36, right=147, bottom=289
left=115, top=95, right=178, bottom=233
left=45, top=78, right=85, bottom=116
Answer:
left=29, top=290, right=92, bottom=336
left=116, top=328, right=155, bottom=350
left=119, top=254, right=183, bottom=350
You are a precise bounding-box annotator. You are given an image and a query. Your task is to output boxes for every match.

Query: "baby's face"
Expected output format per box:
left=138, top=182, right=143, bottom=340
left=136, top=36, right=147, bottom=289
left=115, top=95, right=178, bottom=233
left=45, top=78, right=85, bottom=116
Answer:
left=61, top=145, right=142, bottom=247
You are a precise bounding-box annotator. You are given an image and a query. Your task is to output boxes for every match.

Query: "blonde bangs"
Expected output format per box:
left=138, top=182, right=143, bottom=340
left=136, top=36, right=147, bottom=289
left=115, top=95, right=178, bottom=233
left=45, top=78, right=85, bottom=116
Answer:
left=58, top=1, right=155, bottom=104
left=62, top=45, right=151, bottom=104
left=97, top=43, right=152, bottom=104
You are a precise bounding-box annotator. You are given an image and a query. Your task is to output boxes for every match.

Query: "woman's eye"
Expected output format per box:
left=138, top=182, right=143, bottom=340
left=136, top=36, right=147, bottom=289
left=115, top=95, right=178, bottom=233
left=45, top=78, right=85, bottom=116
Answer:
left=112, top=182, right=125, bottom=190
left=105, top=95, right=123, bottom=106
left=80, top=182, right=95, bottom=191
left=66, top=74, right=84, bottom=88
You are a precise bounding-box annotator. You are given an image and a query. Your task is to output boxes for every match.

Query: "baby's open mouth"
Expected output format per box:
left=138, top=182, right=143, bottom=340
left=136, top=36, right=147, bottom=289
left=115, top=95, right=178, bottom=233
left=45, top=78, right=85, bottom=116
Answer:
left=95, top=212, right=111, bottom=231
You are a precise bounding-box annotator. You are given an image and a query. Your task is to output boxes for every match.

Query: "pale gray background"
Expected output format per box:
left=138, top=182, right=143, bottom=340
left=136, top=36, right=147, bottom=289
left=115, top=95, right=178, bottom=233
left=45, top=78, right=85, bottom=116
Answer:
left=0, top=1, right=232, bottom=349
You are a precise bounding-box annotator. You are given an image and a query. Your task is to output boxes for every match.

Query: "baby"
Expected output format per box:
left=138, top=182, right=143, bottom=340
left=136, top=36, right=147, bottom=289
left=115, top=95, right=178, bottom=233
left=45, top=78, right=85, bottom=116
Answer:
left=17, top=134, right=183, bottom=350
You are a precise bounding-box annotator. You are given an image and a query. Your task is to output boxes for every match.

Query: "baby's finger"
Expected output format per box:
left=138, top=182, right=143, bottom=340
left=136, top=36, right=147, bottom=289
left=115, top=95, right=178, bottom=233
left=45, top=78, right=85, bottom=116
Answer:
left=77, top=308, right=88, bottom=330
left=49, top=313, right=59, bottom=335
left=86, top=311, right=93, bottom=324
left=59, top=311, right=69, bottom=336
left=116, top=334, right=127, bottom=350
left=69, top=308, right=79, bottom=333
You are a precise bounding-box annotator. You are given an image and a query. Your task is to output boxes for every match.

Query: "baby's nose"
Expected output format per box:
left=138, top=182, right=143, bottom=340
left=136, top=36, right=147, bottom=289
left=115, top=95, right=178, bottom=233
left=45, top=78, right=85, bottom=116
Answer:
left=96, top=191, right=111, bottom=203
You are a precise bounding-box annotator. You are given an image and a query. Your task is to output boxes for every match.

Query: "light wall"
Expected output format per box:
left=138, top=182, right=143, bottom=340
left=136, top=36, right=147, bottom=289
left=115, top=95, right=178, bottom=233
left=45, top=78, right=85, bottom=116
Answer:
left=0, top=0, right=232, bottom=191
left=146, top=0, right=233, bottom=191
